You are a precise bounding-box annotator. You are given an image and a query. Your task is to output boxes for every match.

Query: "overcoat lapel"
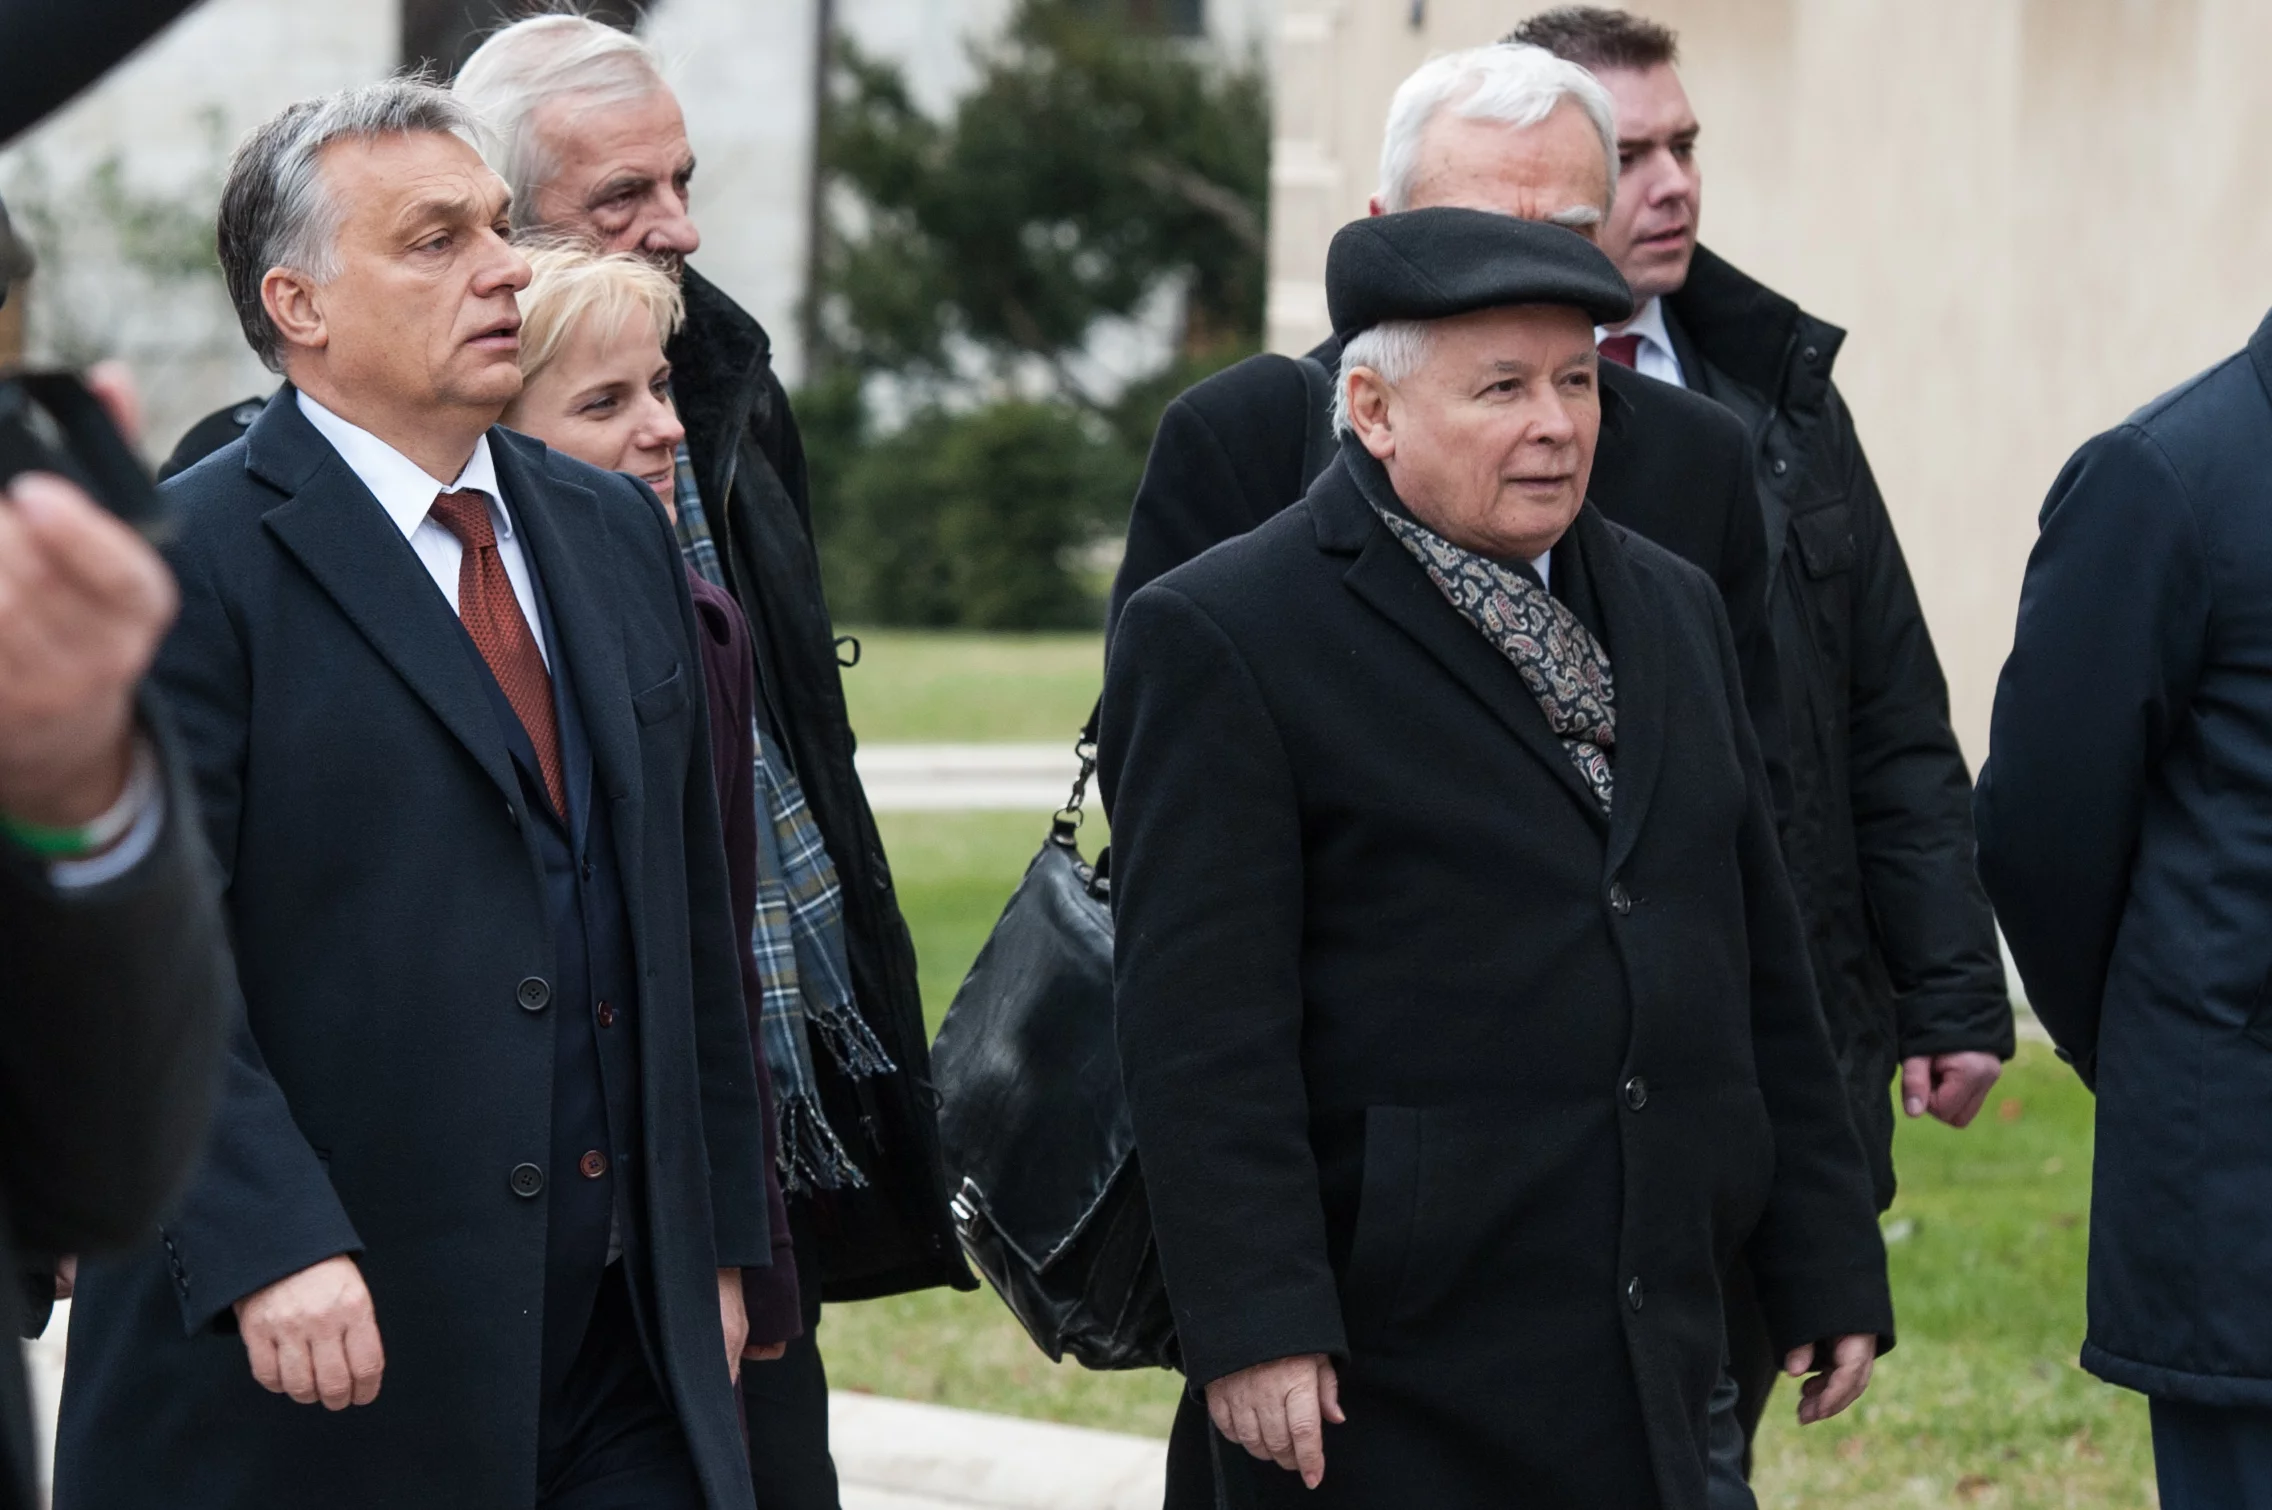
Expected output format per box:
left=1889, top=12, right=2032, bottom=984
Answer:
left=1321, top=460, right=1608, bottom=828
left=491, top=434, right=647, bottom=904
left=1577, top=508, right=1667, bottom=878
left=251, top=399, right=521, bottom=809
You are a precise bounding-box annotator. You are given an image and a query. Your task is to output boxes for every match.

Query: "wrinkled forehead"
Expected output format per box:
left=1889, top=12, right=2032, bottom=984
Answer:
left=320, top=130, right=511, bottom=233
left=531, top=84, right=690, bottom=172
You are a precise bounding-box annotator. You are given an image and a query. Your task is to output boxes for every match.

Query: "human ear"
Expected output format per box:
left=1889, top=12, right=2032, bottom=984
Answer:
left=1347, top=368, right=1398, bottom=461
left=261, top=267, right=329, bottom=356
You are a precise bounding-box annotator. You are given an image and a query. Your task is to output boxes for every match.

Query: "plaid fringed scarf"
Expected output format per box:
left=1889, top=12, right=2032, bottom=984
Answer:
left=675, top=459, right=894, bottom=1192
left=1373, top=505, right=1618, bottom=812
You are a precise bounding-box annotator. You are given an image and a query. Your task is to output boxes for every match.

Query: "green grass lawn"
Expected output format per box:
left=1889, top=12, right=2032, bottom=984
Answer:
left=820, top=632, right=2153, bottom=1504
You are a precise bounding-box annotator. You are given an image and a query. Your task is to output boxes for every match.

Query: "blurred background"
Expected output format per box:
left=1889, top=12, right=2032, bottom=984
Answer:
left=12, top=2, right=2265, bottom=1504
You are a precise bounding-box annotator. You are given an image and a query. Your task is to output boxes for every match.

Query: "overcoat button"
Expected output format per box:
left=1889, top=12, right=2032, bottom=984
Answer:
left=1623, top=1076, right=1648, bottom=1111
left=1627, top=1276, right=1645, bottom=1312
left=1608, top=881, right=1632, bottom=915
left=579, top=1150, right=609, bottom=1180
left=509, top=1163, right=545, bottom=1198
left=1772, top=458, right=1789, bottom=476
left=517, top=976, right=552, bottom=1012
left=1802, top=345, right=1820, bottom=363
left=596, top=1000, right=617, bottom=1028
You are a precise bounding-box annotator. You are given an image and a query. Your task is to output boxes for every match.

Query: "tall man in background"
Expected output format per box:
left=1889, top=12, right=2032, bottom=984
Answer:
left=56, top=82, right=773, bottom=1508
left=1511, top=5, right=2014, bottom=1474
left=455, top=19, right=973, bottom=1509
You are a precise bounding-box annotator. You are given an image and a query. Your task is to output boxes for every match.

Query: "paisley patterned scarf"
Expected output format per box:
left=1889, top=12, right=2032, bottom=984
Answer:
left=1373, top=505, right=1618, bottom=813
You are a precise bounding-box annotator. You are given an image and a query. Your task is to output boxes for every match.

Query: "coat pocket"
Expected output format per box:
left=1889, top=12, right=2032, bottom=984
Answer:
left=631, top=664, right=688, bottom=726
left=1791, top=504, right=1857, bottom=578
left=1341, top=1106, right=1421, bottom=1340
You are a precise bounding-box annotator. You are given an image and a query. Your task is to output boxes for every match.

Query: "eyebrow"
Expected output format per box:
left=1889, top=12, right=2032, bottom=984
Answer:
left=396, top=193, right=486, bottom=234
left=1548, top=204, right=1603, bottom=229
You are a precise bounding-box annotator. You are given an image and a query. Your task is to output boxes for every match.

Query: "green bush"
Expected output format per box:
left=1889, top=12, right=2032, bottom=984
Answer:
left=816, top=398, right=1134, bottom=630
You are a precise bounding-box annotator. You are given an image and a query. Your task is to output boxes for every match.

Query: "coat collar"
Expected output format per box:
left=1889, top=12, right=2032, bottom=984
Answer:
left=2247, top=306, right=2272, bottom=410
left=1319, top=442, right=1666, bottom=847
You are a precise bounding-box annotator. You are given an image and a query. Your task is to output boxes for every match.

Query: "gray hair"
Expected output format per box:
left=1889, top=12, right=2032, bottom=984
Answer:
left=217, top=80, right=478, bottom=372
left=1332, top=320, right=1436, bottom=438
left=1377, top=44, right=1618, bottom=217
left=453, top=15, right=669, bottom=234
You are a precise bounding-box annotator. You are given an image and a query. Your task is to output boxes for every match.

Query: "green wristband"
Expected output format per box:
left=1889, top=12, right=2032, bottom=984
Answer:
left=0, top=739, right=159, bottom=861
left=0, top=813, right=102, bottom=858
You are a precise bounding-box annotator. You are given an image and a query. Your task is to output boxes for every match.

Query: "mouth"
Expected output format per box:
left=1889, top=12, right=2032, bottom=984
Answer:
left=467, top=315, right=521, bottom=352
left=1506, top=473, right=1576, bottom=493
left=641, top=468, right=676, bottom=495
left=1634, top=223, right=1692, bottom=252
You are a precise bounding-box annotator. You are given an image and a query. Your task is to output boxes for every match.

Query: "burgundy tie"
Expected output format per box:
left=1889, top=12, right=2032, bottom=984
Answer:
left=1598, top=333, right=1643, bottom=369
left=428, top=490, right=567, bottom=816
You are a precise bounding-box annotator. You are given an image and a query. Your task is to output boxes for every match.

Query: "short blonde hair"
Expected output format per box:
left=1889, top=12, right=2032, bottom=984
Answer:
left=514, top=241, right=686, bottom=388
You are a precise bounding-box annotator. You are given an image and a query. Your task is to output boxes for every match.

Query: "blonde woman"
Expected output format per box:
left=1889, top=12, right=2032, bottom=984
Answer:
left=503, top=244, right=800, bottom=1361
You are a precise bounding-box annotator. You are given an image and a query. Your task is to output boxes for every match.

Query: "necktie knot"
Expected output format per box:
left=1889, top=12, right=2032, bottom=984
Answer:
left=429, top=489, right=497, bottom=553
left=1598, top=333, right=1643, bottom=369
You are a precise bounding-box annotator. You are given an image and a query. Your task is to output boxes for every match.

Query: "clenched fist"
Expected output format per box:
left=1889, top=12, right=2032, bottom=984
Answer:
left=234, top=1254, right=385, bottom=1410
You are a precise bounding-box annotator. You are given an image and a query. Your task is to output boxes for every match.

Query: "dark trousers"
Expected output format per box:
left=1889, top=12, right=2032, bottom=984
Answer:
left=742, top=1201, right=842, bottom=1510
left=537, top=1264, right=703, bottom=1510
left=2153, top=1399, right=2272, bottom=1509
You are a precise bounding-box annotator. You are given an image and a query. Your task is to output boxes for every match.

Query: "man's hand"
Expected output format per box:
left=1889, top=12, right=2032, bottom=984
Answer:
left=1900, top=1051, right=2003, bottom=1128
left=1204, top=1353, right=1345, bottom=1490
left=1785, top=1333, right=1875, bottom=1425
left=52, top=1254, right=75, bottom=1300
left=234, top=1254, right=384, bottom=1410
left=0, top=362, right=171, bottom=831
left=717, top=1268, right=749, bottom=1385
left=745, top=1339, right=788, bottom=1363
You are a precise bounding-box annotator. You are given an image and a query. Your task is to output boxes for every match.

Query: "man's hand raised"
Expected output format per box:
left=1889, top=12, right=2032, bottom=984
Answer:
left=1204, top=1352, right=1344, bottom=1490
left=234, top=1255, right=384, bottom=1410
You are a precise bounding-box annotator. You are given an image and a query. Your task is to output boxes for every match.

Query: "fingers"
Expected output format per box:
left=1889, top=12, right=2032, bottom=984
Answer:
left=53, top=1255, right=76, bottom=1301
left=83, top=360, right=143, bottom=446
left=275, top=1335, right=319, bottom=1405
left=1899, top=1055, right=1932, bottom=1118
left=1930, top=1053, right=2004, bottom=1129
left=310, top=1333, right=357, bottom=1411
left=1783, top=1342, right=1816, bottom=1378
left=1232, top=1399, right=1266, bottom=1463
left=8, top=473, right=175, bottom=629
left=243, top=1327, right=284, bottom=1396
left=1318, top=1357, right=1346, bottom=1425
left=1285, top=1368, right=1327, bottom=1488
left=345, top=1316, right=386, bottom=1407
left=1793, top=1335, right=1877, bottom=1425
left=743, top=1341, right=788, bottom=1363
left=1207, top=1386, right=1235, bottom=1441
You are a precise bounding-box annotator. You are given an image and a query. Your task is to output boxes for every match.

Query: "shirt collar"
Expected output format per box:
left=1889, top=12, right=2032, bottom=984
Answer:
left=1598, top=295, right=1675, bottom=360
left=295, top=390, right=509, bottom=545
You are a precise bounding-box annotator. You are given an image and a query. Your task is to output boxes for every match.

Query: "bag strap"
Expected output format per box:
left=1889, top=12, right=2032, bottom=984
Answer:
left=1057, top=701, right=1101, bottom=839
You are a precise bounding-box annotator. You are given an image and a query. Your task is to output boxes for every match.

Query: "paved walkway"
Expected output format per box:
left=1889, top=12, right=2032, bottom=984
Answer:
left=855, top=744, right=1083, bottom=812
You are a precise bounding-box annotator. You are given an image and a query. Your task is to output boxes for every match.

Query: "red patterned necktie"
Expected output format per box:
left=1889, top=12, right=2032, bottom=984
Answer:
left=1598, top=332, right=1643, bottom=369
left=428, top=489, right=566, bottom=816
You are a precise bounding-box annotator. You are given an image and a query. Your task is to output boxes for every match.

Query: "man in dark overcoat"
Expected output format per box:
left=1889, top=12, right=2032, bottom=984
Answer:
left=54, top=83, right=772, bottom=1509
left=1103, top=207, right=1892, bottom=1510
left=1106, top=43, right=1785, bottom=816
left=1976, top=309, right=2272, bottom=1507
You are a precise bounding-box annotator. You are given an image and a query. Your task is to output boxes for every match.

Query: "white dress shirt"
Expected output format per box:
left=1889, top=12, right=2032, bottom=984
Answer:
left=1596, top=295, right=1687, bottom=390
left=296, top=391, right=549, bottom=668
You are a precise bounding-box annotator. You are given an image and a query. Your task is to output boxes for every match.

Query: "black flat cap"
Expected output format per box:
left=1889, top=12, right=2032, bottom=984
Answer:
left=1326, top=206, right=1633, bottom=339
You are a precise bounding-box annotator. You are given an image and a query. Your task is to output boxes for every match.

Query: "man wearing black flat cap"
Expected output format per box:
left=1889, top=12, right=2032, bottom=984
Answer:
left=1103, top=206, right=1892, bottom=1509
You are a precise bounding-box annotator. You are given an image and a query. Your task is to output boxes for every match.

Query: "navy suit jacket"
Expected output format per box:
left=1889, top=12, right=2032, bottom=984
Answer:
left=54, top=391, right=769, bottom=1509
left=1979, top=307, right=2272, bottom=1406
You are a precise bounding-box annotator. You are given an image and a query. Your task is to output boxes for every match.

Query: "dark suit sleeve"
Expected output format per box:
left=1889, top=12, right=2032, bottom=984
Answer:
left=1707, top=575, right=1896, bottom=1352
left=1834, top=397, right=2014, bottom=1062
left=1709, top=423, right=1792, bottom=824
left=1975, top=427, right=2206, bottom=1084
left=1103, top=584, right=1343, bottom=1388
left=650, top=502, right=772, bottom=1270
left=0, top=712, right=228, bottom=1256
left=150, top=529, right=363, bottom=1332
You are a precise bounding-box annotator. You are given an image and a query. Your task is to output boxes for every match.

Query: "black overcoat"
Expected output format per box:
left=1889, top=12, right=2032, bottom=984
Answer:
left=54, top=396, right=772, bottom=1508
left=1665, top=248, right=2011, bottom=1208
left=1102, top=341, right=1787, bottom=812
left=1102, top=447, right=1891, bottom=1510
left=1977, top=308, right=2272, bottom=1405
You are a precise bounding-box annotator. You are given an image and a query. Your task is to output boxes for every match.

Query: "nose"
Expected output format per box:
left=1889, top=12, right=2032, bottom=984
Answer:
left=484, top=234, right=533, bottom=296
left=641, top=391, right=687, bottom=454
left=644, top=186, right=700, bottom=260
left=1531, top=389, right=1579, bottom=447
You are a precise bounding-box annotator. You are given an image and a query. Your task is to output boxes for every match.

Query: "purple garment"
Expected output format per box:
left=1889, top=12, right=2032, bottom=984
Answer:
left=687, top=570, right=803, bottom=1345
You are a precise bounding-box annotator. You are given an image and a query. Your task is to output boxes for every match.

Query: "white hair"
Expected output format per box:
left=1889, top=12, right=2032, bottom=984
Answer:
left=1376, top=44, right=1618, bottom=218
left=217, top=80, right=479, bottom=372
left=1331, top=320, right=1436, bottom=438
left=453, top=15, right=669, bottom=232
